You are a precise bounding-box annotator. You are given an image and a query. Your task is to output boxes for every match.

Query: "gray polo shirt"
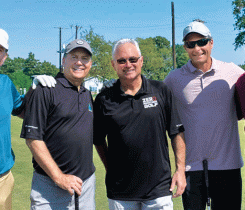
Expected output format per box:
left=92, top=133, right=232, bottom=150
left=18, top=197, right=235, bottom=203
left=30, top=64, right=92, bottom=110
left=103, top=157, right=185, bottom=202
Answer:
left=164, top=58, right=244, bottom=171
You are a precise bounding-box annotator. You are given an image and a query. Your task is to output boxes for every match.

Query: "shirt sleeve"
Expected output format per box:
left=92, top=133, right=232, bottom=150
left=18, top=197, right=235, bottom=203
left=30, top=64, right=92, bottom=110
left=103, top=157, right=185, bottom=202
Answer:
left=10, top=78, right=24, bottom=116
left=93, top=94, right=108, bottom=145
left=235, top=72, right=245, bottom=119
left=163, top=69, right=174, bottom=87
left=20, top=86, right=51, bottom=140
left=164, top=85, right=185, bottom=140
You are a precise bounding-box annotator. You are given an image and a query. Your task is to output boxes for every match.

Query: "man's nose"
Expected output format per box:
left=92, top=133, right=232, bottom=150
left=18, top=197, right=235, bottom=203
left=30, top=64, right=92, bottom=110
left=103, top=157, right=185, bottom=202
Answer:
left=193, top=43, right=201, bottom=50
left=76, top=59, right=84, bottom=65
left=125, top=60, right=133, bottom=67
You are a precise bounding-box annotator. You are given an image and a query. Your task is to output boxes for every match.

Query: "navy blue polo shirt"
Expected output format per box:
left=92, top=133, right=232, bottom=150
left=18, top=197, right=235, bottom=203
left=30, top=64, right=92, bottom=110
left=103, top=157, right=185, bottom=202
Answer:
left=94, top=75, right=184, bottom=201
left=21, top=73, right=95, bottom=181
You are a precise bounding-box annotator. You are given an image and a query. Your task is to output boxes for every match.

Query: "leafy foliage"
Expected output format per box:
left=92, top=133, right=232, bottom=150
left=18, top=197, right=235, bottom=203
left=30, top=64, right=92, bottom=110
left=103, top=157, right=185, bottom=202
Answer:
left=23, top=53, right=59, bottom=77
left=23, top=52, right=42, bottom=76
left=239, top=63, right=245, bottom=70
left=232, top=0, right=245, bottom=49
left=81, top=27, right=118, bottom=83
left=176, top=44, right=189, bottom=68
left=9, top=70, right=32, bottom=91
left=39, top=60, right=59, bottom=77
left=137, top=37, right=172, bottom=81
left=0, top=57, right=23, bottom=75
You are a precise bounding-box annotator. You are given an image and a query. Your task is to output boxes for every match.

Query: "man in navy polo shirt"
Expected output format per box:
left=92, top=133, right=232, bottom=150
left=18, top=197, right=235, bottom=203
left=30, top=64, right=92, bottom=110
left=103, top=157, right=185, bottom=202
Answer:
left=94, top=39, right=186, bottom=210
left=21, top=39, right=95, bottom=209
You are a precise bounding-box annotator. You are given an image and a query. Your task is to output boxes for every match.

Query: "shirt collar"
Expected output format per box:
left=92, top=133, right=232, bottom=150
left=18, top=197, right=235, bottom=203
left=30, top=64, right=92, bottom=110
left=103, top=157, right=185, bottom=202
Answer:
left=114, top=75, right=151, bottom=97
left=187, top=57, right=217, bottom=74
left=55, top=72, right=86, bottom=92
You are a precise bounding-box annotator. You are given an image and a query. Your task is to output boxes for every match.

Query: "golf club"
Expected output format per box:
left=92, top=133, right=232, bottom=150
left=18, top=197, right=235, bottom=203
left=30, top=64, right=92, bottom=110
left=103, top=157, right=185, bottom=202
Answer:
left=203, top=159, right=211, bottom=210
left=75, top=192, right=79, bottom=210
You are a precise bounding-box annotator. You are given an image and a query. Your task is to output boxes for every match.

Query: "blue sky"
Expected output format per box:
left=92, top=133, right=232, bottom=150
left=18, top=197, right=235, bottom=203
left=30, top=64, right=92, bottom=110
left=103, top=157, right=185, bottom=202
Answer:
left=1, top=0, right=244, bottom=67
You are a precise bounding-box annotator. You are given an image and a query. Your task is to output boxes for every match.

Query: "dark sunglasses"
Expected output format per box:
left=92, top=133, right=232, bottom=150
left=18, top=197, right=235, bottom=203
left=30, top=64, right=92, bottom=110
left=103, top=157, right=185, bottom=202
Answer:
left=116, top=56, right=141, bottom=64
left=184, top=38, right=211, bottom=49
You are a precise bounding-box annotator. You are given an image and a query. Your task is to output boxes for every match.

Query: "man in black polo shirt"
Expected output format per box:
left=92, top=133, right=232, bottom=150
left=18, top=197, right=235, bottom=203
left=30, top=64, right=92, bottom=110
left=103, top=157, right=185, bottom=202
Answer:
left=94, top=39, right=186, bottom=209
left=21, top=39, right=95, bottom=209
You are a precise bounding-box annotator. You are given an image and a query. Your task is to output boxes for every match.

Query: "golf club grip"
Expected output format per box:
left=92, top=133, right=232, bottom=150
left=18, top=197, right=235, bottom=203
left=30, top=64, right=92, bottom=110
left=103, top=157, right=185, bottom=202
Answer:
left=75, top=192, right=79, bottom=210
left=202, top=159, right=209, bottom=188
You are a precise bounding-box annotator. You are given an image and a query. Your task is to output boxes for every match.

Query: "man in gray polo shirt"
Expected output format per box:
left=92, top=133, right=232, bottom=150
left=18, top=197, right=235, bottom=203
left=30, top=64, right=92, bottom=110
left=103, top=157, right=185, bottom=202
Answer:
left=164, top=19, right=244, bottom=210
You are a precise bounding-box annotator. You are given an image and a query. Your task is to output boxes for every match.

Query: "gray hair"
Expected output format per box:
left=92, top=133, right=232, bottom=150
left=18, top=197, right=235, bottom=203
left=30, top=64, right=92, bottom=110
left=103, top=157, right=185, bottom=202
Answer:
left=112, top=39, right=141, bottom=60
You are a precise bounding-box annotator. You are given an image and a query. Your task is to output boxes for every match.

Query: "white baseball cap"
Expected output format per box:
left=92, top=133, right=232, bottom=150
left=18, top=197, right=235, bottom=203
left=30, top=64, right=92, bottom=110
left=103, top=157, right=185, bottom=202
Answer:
left=183, top=21, right=212, bottom=41
left=0, top=29, right=9, bottom=50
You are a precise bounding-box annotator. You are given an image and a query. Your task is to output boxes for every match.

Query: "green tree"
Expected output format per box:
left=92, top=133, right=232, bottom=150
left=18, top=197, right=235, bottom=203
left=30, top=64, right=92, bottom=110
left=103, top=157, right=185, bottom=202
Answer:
left=23, top=53, right=59, bottom=77
left=176, top=44, right=189, bottom=68
left=0, top=57, right=26, bottom=75
left=0, top=56, right=31, bottom=91
left=239, top=63, right=245, bottom=70
left=137, top=37, right=172, bottom=81
left=232, top=0, right=245, bottom=49
left=23, top=52, right=42, bottom=77
left=9, top=70, right=32, bottom=91
left=0, top=57, right=14, bottom=75
left=153, top=36, right=170, bottom=49
left=40, top=61, right=59, bottom=77
left=13, top=57, right=26, bottom=71
left=81, top=27, right=117, bottom=83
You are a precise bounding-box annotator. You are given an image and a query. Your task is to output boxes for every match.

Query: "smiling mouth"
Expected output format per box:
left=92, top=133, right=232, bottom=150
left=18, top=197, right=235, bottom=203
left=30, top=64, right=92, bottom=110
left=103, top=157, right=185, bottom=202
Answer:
left=194, top=53, right=205, bottom=57
left=124, top=69, right=134, bottom=73
left=73, top=68, right=84, bottom=71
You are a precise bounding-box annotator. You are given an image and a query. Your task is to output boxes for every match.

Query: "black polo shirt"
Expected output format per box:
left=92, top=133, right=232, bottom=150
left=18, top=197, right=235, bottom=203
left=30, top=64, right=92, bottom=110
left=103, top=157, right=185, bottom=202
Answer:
left=94, top=75, right=184, bottom=201
left=21, top=73, right=95, bottom=181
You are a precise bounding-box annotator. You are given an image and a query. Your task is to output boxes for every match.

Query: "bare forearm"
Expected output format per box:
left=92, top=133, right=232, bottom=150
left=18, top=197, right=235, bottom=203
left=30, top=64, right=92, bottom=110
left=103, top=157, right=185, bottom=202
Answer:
left=170, top=132, right=187, bottom=197
left=26, top=139, right=63, bottom=182
left=18, top=87, right=33, bottom=119
left=171, top=132, right=186, bottom=172
left=95, top=141, right=108, bottom=171
left=26, top=139, right=84, bottom=196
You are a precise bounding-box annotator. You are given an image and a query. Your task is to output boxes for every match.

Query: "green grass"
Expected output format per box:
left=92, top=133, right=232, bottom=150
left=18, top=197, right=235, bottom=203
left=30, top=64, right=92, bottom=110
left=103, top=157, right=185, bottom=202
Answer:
left=11, top=116, right=245, bottom=209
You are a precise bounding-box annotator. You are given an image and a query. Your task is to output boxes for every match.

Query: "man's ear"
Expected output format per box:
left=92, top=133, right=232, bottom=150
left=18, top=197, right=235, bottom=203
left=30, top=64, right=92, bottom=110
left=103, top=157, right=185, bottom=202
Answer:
left=139, top=56, right=143, bottom=67
left=210, top=39, right=214, bottom=49
left=111, top=60, right=115, bottom=70
left=0, top=53, right=7, bottom=66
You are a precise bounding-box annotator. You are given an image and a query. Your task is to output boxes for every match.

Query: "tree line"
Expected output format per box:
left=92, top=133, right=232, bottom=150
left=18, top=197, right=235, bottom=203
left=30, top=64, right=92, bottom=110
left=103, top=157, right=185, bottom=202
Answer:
left=0, top=53, right=59, bottom=91
left=0, top=28, right=191, bottom=92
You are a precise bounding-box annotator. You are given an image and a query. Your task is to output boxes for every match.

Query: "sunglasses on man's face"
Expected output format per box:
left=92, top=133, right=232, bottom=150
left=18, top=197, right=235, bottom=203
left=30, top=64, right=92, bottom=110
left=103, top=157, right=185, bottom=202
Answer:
left=116, top=56, right=141, bottom=64
left=184, top=38, right=211, bottom=49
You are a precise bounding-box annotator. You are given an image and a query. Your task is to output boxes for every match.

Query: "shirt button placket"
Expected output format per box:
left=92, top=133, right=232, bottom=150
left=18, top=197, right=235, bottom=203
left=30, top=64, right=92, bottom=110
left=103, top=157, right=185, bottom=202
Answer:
left=79, top=92, right=82, bottom=112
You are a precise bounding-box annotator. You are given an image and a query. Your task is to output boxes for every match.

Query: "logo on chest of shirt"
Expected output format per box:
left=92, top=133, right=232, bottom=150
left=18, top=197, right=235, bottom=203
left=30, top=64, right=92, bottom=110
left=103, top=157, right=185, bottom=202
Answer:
left=88, top=103, right=92, bottom=112
left=142, top=96, right=158, bottom=109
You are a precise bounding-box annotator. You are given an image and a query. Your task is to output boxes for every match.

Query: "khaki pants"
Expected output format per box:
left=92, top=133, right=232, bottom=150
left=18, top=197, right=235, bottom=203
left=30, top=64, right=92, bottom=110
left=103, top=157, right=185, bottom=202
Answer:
left=0, top=171, right=14, bottom=210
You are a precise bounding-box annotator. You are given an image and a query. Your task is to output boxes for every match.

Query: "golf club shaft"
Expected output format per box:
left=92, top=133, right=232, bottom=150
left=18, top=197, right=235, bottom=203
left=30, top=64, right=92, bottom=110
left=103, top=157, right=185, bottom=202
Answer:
left=203, top=159, right=211, bottom=208
left=75, top=192, right=79, bottom=210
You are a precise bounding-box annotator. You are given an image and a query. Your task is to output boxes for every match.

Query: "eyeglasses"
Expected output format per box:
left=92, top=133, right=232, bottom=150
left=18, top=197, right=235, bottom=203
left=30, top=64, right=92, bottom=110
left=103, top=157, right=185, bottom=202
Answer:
left=116, top=56, right=141, bottom=64
left=184, top=38, right=211, bottom=49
